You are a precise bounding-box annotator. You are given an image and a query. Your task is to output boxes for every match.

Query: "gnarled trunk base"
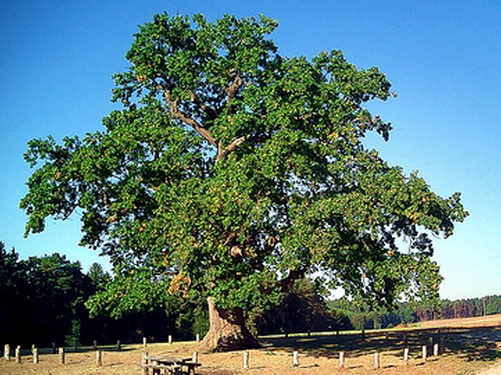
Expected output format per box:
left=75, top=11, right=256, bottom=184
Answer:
left=200, top=297, right=260, bottom=352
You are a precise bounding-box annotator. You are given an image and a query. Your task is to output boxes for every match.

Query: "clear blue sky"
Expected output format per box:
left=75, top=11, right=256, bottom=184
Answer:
left=1, top=1, right=500, bottom=301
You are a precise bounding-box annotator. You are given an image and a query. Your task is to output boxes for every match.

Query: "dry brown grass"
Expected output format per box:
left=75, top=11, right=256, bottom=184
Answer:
left=3, top=315, right=501, bottom=374
left=419, top=313, right=501, bottom=329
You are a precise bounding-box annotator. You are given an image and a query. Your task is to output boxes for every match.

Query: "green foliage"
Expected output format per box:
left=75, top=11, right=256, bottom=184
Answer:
left=21, top=13, right=467, bottom=320
left=85, top=266, right=175, bottom=318
left=0, top=247, right=90, bottom=346
left=21, top=253, right=89, bottom=344
left=65, top=319, right=81, bottom=347
left=485, top=297, right=501, bottom=315
left=175, top=303, right=209, bottom=338
left=87, top=262, right=111, bottom=289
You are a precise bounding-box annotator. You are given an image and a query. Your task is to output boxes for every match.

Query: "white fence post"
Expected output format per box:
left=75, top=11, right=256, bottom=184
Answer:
left=96, top=350, right=102, bottom=366
left=374, top=351, right=381, bottom=369
left=292, top=351, right=299, bottom=367
left=15, top=346, right=21, bottom=363
left=4, top=344, right=10, bottom=361
left=243, top=351, right=249, bottom=368
left=33, top=348, right=39, bottom=364
left=59, top=347, right=65, bottom=364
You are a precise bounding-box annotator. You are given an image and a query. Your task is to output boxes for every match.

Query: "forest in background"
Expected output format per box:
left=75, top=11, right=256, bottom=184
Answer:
left=2, top=242, right=501, bottom=347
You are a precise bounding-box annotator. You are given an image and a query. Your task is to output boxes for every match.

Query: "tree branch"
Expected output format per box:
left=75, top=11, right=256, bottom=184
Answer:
left=216, top=136, right=247, bottom=163
left=101, top=188, right=111, bottom=209
left=164, top=88, right=219, bottom=148
left=225, top=71, right=243, bottom=103
left=216, top=132, right=274, bottom=163
left=188, top=91, right=218, bottom=120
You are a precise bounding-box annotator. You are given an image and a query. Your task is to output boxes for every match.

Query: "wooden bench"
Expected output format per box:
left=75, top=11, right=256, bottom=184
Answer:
left=180, top=361, right=201, bottom=375
left=140, top=356, right=201, bottom=375
left=140, top=363, right=180, bottom=374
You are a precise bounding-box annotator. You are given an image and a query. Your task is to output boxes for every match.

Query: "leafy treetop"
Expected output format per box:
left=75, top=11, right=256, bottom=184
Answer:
left=21, top=13, right=467, bottom=317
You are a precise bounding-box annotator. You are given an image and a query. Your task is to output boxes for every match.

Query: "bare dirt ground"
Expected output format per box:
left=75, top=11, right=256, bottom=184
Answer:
left=2, top=315, right=501, bottom=374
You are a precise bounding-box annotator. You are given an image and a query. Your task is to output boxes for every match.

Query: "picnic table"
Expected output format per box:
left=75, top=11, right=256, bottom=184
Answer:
left=141, top=355, right=201, bottom=375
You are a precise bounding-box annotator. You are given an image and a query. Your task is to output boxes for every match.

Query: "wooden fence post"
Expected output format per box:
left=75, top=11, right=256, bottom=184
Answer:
left=59, top=347, right=65, bottom=364
left=168, top=335, right=172, bottom=344
left=143, top=337, right=147, bottom=347
left=433, top=343, right=439, bottom=356
left=403, top=347, right=409, bottom=365
left=141, top=352, right=149, bottom=375
left=292, top=351, right=299, bottom=367
left=4, top=344, right=10, bottom=361
left=196, top=333, right=200, bottom=342
left=339, top=351, right=345, bottom=368
left=93, top=340, right=98, bottom=350
left=422, top=345, right=427, bottom=362
left=15, top=346, right=21, bottom=363
left=374, top=351, right=381, bottom=369
left=243, top=351, right=249, bottom=369
left=33, top=348, right=39, bottom=364
left=96, top=350, right=102, bottom=366
left=192, top=351, right=199, bottom=364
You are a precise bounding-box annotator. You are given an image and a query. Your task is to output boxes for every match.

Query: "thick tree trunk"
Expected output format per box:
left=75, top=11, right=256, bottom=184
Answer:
left=200, top=297, right=260, bottom=352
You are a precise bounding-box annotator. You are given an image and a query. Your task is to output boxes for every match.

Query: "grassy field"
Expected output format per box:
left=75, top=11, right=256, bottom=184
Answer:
left=2, top=315, right=501, bottom=374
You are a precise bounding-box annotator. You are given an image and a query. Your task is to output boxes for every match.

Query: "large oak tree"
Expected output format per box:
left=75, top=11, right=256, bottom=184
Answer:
left=21, top=14, right=467, bottom=351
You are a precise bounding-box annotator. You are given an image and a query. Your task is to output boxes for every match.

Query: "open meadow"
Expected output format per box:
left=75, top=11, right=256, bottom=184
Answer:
left=2, top=314, right=501, bottom=374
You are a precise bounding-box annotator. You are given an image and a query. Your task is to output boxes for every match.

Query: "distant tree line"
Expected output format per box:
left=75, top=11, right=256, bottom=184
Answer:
left=2, top=242, right=500, bottom=347
left=325, top=294, right=501, bottom=331
left=0, top=242, right=195, bottom=347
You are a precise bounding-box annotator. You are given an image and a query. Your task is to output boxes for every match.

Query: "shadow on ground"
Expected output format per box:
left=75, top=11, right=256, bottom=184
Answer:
left=258, top=326, right=501, bottom=362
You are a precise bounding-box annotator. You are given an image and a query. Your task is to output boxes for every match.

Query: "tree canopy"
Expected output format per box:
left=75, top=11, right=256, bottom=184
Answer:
left=21, top=13, right=467, bottom=351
